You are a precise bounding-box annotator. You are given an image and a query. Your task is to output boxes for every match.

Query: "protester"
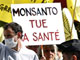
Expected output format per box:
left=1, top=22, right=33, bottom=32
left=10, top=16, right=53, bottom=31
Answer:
left=58, top=39, right=80, bottom=60
left=0, top=22, right=39, bottom=60
left=39, top=45, right=62, bottom=60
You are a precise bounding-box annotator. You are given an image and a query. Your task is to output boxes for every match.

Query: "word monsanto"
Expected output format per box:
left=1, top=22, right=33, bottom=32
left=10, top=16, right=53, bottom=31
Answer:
left=12, top=7, right=58, bottom=16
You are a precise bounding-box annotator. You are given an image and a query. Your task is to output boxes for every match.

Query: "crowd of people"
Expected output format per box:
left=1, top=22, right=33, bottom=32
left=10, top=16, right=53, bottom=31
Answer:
left=0, top=0, right=80, bottom=60
left=0, top=22, right=80, bottom=60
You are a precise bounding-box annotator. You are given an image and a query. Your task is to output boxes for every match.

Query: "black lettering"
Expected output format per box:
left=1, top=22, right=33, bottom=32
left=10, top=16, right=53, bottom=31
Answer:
left=46, top=7, right=52, bottom=15
left=31, top=7, right=36, bottom=16
left=7, top=7, right=11, bottom=13
left=12, top=8, right=20, bottom=16
left=37, top=8, right=42, bottom=15
left=0, top=4, right=11, bottom=13
left=41, top=8, right=47, bottom=15
left=52, top=7, right=58, bottom=15
left=4, top=5, right=8, bottom=11
left=0, top=4, right=4, bottom=11
left=25, top=8, right=31, bottom=16
left=20, top=8, right=25, bottom=16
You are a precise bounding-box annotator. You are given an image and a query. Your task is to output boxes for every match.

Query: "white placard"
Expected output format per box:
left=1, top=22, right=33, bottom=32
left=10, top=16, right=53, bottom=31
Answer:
left=11, top=3, right=65, bottom=45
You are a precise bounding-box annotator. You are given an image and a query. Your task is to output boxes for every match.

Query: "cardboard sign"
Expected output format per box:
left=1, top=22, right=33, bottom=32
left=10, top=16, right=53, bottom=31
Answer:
left=11, top=3, right=65, bottom=45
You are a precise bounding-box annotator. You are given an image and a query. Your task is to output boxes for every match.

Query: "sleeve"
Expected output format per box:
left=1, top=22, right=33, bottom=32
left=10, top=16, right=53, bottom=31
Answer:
left=0, top=43, right=4, bottom=52
left=0, top=43, right=5, bottom=60
left=33, top=53, right=39, bottom=60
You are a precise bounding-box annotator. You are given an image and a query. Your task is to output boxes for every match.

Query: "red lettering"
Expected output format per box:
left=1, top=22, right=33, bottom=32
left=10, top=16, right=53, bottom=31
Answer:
left=55, top=30, right=60, bottom=40
left=42, top=19, right=48, bottom=28
left=36, top=20, right=41, bottom=28
left=33, top=32, right=55, bottom=41
left=49, top=32, right=54, bottom=40
left=29, top=19, right=48, bottom=28
left=22, top=33, right=29, bottom=41
left=39, top=33, right=44, bottom=41
left=29, top=20, right=35, bottom=28
left=43, top=32, right=49, bottom=40
left=33, top=32, right=38, bottom=41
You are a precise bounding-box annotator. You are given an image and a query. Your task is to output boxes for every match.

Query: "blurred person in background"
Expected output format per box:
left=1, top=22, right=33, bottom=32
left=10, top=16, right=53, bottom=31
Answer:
left=39, top=45, right=63, bottom=60
left=58, top=39, right=80, bottom=60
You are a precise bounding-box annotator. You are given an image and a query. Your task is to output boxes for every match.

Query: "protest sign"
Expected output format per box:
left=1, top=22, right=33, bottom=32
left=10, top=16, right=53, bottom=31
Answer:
left=0, top=0, right=53, bottom=23
left=11, top=3, right=65, bottom=45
